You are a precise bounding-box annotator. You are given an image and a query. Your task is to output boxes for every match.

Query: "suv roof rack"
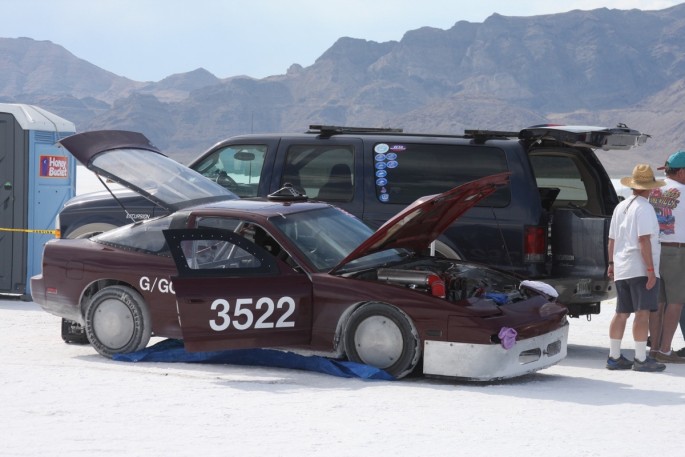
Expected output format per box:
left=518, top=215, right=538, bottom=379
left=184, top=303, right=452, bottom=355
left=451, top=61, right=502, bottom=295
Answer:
left=308, top=125, right=403, bottom=138
left=463, top=129, right=521, bottom=143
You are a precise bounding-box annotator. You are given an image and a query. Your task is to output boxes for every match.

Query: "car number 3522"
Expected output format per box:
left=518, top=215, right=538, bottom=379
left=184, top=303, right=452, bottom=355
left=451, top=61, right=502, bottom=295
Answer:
left=209, top=297, right=296, bottom=331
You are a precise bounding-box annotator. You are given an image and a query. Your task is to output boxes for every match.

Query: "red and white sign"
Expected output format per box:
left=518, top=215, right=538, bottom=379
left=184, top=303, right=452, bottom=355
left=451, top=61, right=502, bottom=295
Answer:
left=39, top=155, right=69, bottom=178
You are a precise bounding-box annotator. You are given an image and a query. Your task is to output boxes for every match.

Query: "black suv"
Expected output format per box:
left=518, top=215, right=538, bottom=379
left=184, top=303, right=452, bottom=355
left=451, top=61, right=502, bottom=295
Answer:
left=58, top=124, right=648, bottom=316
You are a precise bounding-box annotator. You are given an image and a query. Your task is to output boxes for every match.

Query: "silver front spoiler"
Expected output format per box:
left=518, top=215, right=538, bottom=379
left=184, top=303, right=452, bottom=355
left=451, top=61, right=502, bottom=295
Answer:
left=422, top=322, right=569, bottom=381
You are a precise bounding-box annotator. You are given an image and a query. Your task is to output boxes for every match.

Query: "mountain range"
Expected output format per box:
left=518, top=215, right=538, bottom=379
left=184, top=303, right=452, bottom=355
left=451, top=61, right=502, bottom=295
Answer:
left=3, top=4, right=685, bottom=175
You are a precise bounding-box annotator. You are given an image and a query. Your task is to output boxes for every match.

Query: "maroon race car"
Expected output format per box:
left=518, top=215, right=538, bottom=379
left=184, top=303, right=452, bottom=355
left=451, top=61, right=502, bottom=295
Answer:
left=31, top=130, right=568, bottom=381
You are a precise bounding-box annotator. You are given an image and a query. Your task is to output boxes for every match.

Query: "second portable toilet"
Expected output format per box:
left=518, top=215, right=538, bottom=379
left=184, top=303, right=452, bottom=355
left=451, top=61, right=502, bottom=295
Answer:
left=0, top=103, right=76, bottom=299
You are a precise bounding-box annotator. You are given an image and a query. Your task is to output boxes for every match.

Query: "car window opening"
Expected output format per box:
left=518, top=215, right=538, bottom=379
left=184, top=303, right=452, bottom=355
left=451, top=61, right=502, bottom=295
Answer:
left=193, top=217, right=298, bottom=271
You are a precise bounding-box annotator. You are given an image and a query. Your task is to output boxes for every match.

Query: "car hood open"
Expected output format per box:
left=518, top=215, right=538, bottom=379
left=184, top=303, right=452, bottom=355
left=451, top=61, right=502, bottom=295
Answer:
left=59, top=130, right=237, bottom=211
left=331, top=172, right=510, bottom=273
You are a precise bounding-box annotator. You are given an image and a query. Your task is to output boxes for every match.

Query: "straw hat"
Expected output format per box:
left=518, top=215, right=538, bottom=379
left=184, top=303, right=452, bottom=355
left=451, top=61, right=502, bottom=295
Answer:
left=620, top=164, right=665, bottom=190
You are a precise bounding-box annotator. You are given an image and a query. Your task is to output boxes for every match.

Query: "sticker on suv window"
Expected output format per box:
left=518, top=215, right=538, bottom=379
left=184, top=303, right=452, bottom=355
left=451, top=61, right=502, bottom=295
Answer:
left=373, top=144, right=408, bottom=203
left=375, top=150, right=390, bottom=202
left=374, top=143, right=389, bottom=153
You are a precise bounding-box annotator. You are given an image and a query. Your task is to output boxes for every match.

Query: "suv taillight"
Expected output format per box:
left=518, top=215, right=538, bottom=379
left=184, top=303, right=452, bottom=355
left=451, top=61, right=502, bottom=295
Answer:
left=524, top=226, right=546, bottom=263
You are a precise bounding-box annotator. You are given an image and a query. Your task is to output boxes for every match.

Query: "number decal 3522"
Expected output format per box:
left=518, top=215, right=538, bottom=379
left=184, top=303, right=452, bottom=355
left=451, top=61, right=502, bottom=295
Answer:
left=209, top=296, right=296, bottom=331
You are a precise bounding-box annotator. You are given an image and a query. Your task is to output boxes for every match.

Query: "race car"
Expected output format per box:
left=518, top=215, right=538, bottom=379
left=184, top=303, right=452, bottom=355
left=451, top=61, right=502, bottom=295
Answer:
left=31, top=130, right=568, bottom=380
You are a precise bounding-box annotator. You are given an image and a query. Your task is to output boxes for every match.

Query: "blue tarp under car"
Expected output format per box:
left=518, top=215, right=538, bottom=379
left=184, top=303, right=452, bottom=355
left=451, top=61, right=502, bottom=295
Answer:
left=112, top=339, right=394, bottom=380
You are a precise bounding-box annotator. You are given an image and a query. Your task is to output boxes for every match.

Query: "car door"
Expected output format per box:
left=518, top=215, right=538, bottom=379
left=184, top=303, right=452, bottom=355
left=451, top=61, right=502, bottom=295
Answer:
left=164, top=228, right=313, bottom=352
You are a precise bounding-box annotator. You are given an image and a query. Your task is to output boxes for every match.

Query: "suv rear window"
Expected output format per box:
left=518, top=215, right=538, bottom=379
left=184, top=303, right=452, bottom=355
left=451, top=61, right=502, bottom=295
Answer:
left=373, top=143, right=510, bottom=206
left=530, top=153, right=589, bottom=207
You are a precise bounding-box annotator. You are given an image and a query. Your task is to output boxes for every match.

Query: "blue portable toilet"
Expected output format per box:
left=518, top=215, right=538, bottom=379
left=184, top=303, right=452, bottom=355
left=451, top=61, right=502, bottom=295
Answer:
left=0, top=103, right=76, bottom=299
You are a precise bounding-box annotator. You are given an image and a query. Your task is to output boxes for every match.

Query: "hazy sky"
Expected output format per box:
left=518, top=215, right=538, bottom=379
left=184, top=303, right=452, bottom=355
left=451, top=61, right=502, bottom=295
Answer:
left=5, top=0, right=683, bottom=82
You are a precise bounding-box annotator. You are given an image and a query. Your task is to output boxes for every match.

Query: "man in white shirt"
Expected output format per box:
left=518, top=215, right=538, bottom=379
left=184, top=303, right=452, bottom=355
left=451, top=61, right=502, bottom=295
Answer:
left=607, top=164, right=666, bottom=372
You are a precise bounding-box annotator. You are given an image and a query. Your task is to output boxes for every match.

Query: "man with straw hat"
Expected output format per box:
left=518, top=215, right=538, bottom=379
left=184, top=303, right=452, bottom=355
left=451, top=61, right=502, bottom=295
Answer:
left=606, top=163, right=666, bottom=372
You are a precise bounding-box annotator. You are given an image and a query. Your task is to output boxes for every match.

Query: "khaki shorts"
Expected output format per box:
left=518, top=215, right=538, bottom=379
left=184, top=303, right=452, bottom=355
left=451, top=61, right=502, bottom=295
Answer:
left=659, top=245, right=685, bottom=304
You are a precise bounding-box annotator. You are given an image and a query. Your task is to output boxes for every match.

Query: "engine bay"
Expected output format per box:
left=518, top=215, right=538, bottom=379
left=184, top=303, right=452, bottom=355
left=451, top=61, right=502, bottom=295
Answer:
left=368, top=259, right=535, bottom=304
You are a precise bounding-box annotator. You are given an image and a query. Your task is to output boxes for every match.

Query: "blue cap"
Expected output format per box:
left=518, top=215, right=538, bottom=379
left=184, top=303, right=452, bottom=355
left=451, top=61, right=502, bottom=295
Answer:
left=661, top=150, right=685, bottom=170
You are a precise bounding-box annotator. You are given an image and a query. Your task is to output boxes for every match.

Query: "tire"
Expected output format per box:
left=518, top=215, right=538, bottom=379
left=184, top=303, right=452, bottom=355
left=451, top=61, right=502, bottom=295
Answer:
left=61, top=318, right=89, bottom=345
left=84, top=285, right=151, bottom=358
left=66, top=222, right=117, bottom=239
left=344, top=303, right=421, bottom=379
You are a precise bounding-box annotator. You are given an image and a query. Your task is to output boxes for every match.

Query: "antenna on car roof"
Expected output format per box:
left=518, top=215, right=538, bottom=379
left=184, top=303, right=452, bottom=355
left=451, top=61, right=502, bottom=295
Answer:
left=267, top=183, right=308, bottom=202
left=308, top=125, right=403, bottom=138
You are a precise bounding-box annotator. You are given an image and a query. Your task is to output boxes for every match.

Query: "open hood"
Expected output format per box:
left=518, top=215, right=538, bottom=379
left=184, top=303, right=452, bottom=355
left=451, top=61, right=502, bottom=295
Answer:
left=519, top=124, right=649, bottom=150
left=331, top=172, right=510, bottom=273
left=59, top=130, right=236, bottom=211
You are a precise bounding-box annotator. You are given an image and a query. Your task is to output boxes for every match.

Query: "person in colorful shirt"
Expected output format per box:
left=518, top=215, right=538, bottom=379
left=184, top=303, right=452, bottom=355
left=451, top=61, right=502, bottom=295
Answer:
left=607, top=164, right=666, bottom=372
left=649, top=150, right=685, bottom=363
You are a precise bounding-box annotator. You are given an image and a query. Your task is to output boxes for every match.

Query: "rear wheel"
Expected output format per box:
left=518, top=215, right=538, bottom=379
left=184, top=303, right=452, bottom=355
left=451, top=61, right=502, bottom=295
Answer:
left=84, top=285, right=151, bottom=358
left=344, top=303, right=421, bottom=379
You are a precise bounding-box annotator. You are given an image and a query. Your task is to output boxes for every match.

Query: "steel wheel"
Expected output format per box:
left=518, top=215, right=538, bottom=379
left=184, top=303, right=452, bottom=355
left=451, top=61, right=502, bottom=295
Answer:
left=84, top=285, right=151, bottom=358
left=344, top=303, right=420, bottom=379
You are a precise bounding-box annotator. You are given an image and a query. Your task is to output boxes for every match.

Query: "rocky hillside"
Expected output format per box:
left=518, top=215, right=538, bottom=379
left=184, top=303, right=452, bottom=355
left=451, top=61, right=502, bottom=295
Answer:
left=3, top=5, right=685, bottom=174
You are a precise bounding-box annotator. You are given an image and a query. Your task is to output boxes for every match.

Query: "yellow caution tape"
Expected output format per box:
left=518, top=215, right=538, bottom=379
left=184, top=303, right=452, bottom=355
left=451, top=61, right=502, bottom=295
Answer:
left=0, top=227, right=60, bottom=237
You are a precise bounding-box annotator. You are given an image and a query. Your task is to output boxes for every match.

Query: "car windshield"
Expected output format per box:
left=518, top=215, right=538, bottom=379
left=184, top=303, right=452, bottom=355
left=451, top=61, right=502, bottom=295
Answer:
left=270, top=207, right=406, bottom=272
left=91, top=148, right=236, bottom=208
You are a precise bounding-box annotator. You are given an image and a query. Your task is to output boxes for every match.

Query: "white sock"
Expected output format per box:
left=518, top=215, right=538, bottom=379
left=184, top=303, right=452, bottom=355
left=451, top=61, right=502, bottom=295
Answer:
left=635, top=341, right=648, bottom=361
left=609, top=339, right=622, bottom=359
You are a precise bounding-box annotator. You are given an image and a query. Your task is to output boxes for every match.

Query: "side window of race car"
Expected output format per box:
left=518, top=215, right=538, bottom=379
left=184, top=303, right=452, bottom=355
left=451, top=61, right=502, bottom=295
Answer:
left=169, top=216, right=289, bottom=276
left=180, top=239, right=261, bottom=270
left=195, top=217, right=284, bottom=259
left=165, top=227, right=279, bottom=277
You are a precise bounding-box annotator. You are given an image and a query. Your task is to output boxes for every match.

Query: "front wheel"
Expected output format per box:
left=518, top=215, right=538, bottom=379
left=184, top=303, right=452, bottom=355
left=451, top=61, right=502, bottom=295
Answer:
left=84, top=285, right=151, bottom=358
left=344, top=303, right=421, bottom=379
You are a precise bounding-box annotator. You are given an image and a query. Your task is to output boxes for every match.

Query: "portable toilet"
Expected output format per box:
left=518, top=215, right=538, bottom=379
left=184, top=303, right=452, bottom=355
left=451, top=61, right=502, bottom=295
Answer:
left=0, top=104, right=76, bottom=299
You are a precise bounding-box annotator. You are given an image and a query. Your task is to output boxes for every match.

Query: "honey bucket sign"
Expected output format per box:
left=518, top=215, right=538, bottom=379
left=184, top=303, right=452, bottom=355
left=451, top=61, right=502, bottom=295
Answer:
left=39, top=155, right=69, bottom=178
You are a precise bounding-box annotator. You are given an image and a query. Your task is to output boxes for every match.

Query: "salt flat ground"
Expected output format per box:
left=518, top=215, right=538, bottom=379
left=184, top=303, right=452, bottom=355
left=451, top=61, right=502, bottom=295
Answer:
left=1, top=297, right=683, bottom=457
